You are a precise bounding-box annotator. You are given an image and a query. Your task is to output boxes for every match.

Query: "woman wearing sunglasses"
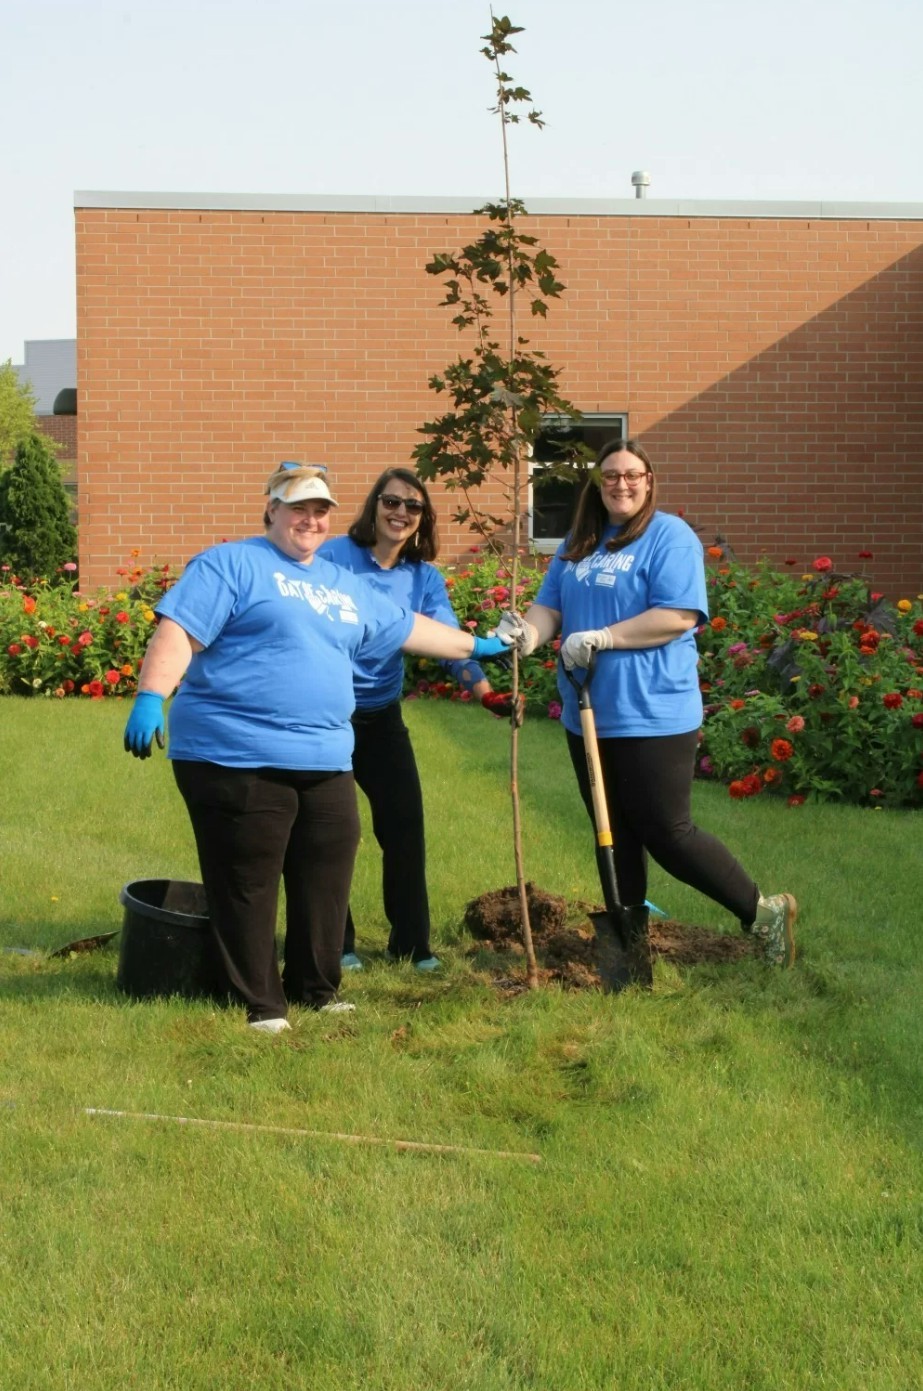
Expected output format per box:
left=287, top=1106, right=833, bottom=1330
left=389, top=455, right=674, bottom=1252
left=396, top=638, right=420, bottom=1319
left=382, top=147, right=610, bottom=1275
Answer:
left=321, top=467, right=515, bottom=972
left=123, top=463, right=510, bottom=1032
left=497, top=439, right=798, bottom=969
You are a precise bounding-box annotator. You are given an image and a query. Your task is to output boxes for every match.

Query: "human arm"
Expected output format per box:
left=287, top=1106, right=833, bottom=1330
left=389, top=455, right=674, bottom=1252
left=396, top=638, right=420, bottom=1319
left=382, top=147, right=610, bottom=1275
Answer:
left=401, top=613, right=509, bottom=662
left=561, top=607, right=700, bottom=669
left=123, top=618, right=204, bottom=757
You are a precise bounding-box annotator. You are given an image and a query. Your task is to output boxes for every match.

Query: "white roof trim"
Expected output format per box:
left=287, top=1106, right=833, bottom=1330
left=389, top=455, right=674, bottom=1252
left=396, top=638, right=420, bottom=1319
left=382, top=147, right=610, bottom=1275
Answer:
left=73, top=191, right=923, bottom=221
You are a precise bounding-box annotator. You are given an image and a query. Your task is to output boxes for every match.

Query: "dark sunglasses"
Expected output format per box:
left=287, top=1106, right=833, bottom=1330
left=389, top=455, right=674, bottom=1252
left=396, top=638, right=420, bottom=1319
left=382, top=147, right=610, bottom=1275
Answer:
left=379, top=493, right=425, bottom=514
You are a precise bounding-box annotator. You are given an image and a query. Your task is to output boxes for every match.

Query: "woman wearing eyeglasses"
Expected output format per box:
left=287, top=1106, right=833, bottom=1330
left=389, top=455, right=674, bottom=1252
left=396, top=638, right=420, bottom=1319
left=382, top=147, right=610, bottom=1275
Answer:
left=497, top=439, right=797, bottom=968
left=321, top=467, right=515, bottom=972
left=123, top=463, right=511, bottom=1032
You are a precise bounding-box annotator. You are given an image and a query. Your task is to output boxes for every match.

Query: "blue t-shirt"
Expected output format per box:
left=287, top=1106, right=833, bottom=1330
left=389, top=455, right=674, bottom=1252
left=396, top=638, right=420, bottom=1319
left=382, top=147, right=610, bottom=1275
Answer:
left=536, top=511, right=709, bottom=739
left=156, top=536, right=415, bottom=769
left=319, top=535, right=486, bottom=709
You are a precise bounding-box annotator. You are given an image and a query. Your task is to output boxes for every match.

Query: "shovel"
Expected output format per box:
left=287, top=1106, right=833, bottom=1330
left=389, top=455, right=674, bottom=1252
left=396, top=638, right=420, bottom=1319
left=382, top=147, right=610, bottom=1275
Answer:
left=563, top=654, right=653, bottom=993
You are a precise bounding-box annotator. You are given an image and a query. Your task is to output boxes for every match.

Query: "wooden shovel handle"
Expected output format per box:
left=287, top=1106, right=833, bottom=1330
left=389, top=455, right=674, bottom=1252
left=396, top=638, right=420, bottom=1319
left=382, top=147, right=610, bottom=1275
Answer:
left=579, top=703, right=612, bottom=849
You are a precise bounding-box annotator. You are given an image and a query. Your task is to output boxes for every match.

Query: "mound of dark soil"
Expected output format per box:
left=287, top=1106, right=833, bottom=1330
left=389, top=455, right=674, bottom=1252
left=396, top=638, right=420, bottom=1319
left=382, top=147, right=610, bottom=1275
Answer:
left=464, top=884, right=754, bottom=991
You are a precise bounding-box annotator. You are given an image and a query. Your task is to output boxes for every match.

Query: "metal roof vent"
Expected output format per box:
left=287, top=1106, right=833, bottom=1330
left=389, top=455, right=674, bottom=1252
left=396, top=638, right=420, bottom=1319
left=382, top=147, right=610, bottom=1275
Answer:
left=631, top=171, right=651, bottom=199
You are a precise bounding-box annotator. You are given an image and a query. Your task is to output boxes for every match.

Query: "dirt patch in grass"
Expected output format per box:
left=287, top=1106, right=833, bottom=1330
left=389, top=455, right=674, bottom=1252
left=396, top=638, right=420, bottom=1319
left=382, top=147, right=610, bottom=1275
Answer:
left=465, top=883, right=754, bottom=992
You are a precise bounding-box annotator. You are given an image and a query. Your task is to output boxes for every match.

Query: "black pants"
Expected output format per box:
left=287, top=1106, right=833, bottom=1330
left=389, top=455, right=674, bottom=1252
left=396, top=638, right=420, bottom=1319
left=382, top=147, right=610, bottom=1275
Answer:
left=565, top=729, right=760, bottom=926
left=173, top=761, right=360, bottom=1021
left=342, top=701, right=432, bottom=962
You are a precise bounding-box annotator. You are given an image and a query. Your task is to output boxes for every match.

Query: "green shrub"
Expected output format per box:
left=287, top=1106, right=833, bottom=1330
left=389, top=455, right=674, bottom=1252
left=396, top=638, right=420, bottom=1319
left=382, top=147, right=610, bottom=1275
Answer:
left=0, top=432, right=76, bottom=578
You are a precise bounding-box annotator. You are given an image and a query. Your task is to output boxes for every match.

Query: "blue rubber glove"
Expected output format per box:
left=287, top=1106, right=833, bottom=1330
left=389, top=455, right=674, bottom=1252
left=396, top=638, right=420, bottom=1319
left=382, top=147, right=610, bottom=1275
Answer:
left=124, top=691, right=166, bottom=759
left=470, top=634, right=512, bottom=662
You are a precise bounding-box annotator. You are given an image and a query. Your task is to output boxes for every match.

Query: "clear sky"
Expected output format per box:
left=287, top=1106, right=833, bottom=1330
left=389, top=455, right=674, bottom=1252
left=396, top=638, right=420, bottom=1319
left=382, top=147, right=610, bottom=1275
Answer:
left=3, top=0, right=922, bottom=364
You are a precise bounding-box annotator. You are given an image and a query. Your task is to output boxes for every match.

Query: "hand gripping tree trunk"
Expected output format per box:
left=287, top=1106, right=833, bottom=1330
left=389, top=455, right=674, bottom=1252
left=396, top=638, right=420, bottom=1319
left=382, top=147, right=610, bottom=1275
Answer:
left=413, top=14, right=588, bottom=987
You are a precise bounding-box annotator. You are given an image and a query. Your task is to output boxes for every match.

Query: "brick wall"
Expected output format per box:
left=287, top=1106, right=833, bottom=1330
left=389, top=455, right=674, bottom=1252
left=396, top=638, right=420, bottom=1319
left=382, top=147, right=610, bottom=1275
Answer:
left=35, top=415, right=78, bottom=484
left=75, top=206, right=923, bottom=594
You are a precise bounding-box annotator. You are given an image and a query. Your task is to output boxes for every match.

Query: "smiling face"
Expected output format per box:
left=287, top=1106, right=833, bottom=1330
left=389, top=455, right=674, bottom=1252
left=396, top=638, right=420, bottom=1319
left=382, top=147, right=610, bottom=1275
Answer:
left=598, top=459, right=652, bottom=526
left=375, top=477, right=426, bottom=549
left=266, top=498, right=332, bottom=562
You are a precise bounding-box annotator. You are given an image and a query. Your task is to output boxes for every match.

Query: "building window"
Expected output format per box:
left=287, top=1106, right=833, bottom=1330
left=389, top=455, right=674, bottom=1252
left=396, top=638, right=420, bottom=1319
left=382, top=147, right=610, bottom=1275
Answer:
left=529, top=413, right=627, bottom=552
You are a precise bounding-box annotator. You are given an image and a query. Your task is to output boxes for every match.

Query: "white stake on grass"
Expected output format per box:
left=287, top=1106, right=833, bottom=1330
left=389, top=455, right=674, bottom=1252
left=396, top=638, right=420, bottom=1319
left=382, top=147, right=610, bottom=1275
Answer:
left=84, top=1107, right=541, bottom=1164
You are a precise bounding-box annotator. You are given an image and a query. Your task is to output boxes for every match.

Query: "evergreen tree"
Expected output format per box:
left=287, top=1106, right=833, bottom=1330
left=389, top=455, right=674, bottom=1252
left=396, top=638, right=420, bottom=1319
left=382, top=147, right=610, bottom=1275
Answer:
left=0, top=432, right=77, bottom=580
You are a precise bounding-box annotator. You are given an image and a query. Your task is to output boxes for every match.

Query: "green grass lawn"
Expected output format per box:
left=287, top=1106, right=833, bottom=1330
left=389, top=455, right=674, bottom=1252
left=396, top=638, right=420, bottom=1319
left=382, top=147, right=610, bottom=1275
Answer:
left=1, top=699, right=922, bottom=1390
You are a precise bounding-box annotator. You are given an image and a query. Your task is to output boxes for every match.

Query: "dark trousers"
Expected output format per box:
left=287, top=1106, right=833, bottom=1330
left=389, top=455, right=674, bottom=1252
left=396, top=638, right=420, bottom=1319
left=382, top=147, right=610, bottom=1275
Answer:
left=173, top=761, right=360, bottom=1021
left=565, top=729, right=760, bottom=926
left=342, top=701, right=432, bottom=961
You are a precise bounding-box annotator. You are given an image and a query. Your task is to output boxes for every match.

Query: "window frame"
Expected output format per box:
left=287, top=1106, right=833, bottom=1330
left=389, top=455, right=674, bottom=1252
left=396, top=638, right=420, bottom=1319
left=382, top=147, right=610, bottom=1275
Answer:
left=528, top=412, right=628, bottom=553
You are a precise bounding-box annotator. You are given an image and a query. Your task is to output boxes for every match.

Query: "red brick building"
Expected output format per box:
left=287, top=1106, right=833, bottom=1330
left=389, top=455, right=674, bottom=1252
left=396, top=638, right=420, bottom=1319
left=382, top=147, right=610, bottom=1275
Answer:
left=75, top=194, right=923, bottom=595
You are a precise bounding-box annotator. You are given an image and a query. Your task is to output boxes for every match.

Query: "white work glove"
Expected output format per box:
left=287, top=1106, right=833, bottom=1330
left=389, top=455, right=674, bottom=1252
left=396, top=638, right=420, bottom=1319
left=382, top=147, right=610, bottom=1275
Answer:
left=493, top=611, right=539, bottom=657
left=561, top=627, right=614, bottom=670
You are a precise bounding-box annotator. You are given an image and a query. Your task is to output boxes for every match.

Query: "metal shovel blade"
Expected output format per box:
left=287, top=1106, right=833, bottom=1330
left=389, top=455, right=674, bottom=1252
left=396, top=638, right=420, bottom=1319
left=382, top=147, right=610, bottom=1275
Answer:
left=590, top=905, right=653, bottom=993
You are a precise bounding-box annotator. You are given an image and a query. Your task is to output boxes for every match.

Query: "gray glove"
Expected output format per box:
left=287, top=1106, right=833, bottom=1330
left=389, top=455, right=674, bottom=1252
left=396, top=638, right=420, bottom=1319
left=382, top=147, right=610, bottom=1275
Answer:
left=561, top=628, right=614, bottom=670
left=493, top=611, right=538, bottom=657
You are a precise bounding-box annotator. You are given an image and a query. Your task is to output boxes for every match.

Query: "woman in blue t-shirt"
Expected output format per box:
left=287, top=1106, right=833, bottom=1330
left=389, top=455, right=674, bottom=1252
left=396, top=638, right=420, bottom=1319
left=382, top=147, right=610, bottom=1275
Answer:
left=321, top=467, right=518, bottom=972
left=123, top=464, right=510, bottom=1032
left=497, top=439, right=797, bottom=968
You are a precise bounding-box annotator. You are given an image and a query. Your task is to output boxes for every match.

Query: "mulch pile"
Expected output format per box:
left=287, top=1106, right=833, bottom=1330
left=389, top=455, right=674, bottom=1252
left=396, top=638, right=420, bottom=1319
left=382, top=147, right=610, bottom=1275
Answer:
left=464, top=883, right=754, bottom=991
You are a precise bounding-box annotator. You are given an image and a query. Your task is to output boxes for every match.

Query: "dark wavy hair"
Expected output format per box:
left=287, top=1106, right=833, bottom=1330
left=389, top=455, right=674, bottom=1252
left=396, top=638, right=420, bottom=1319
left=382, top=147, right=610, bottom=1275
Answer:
left=561, top=439, right=657, bottom=561
left=348, top=468, right=439, bottom=563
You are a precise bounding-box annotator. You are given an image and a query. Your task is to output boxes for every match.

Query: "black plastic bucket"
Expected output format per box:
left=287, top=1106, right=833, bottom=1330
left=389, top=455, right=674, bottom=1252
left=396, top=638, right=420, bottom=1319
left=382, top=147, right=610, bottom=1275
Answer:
left=116, top=879, right=226, bottom=1001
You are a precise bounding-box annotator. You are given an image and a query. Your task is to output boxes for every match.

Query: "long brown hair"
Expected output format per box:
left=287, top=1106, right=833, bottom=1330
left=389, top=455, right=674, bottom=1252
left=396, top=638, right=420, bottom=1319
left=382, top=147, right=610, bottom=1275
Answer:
left=348, top=468, right=439, bottom=563
left=561, top=439, right=657, bottom=561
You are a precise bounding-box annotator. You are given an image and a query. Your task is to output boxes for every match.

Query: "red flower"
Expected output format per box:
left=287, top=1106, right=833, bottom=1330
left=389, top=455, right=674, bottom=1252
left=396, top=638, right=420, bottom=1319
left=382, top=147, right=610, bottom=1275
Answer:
left=115, top=611, right=130, bottom=624
left=729, top=699, right=746, bottom=711
left=729, top=780, right=747, bottom=799
left=883, top=692, right=903, bottom=709
left=740, top=726, right=760, bottom=748
left=763, top=766, right=782, bottom=785
left=104, top=670, right=121, bottom=685
left=22, top=634, right=39, bottom=650
left=771, top=738, right=794, bottom=762
left=741, top=773, right=763, bottom=797
left=58, top=634, right=71, bottom=646
left=788, top=795, right=806, bottom=807
left=784, top=558, right=798, bottom=566
left=87, top=681, right=105, bottom=699
left=77, top=631, right=93, bottom=647
left=857, top=550, right=873, bottom=559
left=917, top=771, right=923, bottom=789
left=869, top=788, right=884, bottom=798
left=62, top=679, right=75, bottom=694
left=812, top=557, right=833, bottom=573
left=914, top=620, right=923, bottom=637
left=807, top=684, right=825, bottom=699
left=7, top=643, right=22, bottom=656
left=912, top=713, right=923, bottom=729
left=710, top=616, right=727, bottom=631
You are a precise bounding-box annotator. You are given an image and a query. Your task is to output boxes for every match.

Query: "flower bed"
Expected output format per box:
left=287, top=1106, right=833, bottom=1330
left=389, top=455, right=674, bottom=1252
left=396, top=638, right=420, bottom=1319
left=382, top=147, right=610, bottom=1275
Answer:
left=0, top=555, right=174, bottom=699
left=696, top=550, right=923, bottom=808
left=4, top=543, right=921, bottom=807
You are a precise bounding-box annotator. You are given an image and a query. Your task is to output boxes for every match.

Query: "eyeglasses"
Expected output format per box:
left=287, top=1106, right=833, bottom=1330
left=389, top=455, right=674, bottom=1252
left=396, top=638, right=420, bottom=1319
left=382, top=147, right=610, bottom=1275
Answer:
left=379, top=494, right=425, bottom=514
left=600, top=469, right=649, bottom=486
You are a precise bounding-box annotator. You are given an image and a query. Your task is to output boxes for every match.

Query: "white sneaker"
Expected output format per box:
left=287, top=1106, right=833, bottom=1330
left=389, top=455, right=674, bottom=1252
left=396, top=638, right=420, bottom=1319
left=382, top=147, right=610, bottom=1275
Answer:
left=248, top=1017, right=291, bottom=1035
left=319, top=1001, right=356, bottom=1015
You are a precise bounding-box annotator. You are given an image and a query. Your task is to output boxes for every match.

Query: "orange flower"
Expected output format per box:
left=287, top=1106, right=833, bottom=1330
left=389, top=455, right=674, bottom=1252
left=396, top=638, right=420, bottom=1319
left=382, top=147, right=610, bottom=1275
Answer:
left=763, top=766, right=782, bottom=785
left=120, top=663, right=134, bottom=677
left=710, top=616, right=727, bottom=631
left=770, top=738, right=794, bottom=762
left=706, top=546, right=723, bottom=559
left=23, top=595, right=36, bottom=614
